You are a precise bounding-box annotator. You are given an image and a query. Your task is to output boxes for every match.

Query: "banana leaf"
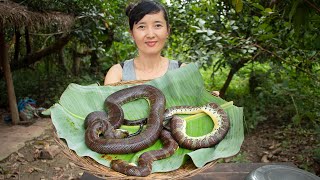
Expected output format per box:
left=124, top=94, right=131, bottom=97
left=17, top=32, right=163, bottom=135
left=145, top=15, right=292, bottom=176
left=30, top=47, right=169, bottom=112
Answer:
left=47, top=63, right=244, bottom=173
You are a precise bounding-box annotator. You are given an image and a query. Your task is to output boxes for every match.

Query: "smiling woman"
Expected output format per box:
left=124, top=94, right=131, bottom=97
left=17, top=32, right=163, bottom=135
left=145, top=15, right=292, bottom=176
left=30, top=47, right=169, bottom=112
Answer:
left=104, top=0, right=184, bottom=84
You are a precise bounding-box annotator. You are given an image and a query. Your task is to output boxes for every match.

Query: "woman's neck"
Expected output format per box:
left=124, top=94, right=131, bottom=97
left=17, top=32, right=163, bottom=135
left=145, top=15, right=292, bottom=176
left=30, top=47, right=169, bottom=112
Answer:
left=133, top=53, right=169, bottom=80
left=134, top=54, right=165, bottom=70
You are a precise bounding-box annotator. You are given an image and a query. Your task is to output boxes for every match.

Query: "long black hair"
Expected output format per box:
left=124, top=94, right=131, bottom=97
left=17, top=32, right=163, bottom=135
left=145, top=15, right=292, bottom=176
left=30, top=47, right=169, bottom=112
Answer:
left=125, top=0, right=169, bottom=31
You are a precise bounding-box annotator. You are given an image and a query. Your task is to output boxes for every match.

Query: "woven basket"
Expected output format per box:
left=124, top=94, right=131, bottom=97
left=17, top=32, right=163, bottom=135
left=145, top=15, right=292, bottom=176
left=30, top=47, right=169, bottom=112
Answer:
left=54, top=80, right=219, bottom=179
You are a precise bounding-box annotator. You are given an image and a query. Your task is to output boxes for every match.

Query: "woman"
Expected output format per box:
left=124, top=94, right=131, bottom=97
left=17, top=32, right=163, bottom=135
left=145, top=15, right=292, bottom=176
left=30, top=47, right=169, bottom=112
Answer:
left=104, top=0, right=183, bottom=85
left=104, top=0, right=220, bottom=96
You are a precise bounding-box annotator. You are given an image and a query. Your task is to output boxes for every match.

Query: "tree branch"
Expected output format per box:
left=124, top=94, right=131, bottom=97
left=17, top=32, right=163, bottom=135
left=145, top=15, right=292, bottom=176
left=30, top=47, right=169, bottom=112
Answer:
left=304, top=0, right=320, bottom=13
left=11, top=34, right=72, bottom=70
left=253, top=43, right=320, bottom=81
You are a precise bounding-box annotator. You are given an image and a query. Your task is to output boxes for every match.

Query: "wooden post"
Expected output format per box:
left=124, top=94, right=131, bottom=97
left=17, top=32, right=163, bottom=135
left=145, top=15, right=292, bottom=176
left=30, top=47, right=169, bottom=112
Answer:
left=0, top=27, right=20, bottom=124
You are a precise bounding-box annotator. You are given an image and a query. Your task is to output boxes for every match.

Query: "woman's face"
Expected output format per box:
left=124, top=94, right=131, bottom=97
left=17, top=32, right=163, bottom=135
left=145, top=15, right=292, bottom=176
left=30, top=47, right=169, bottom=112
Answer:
left=130, top=11, right=169, bottom=56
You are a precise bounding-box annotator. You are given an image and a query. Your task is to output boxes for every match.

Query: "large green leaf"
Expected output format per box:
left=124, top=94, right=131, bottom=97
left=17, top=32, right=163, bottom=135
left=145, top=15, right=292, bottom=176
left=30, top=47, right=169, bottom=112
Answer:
left=47, top=63, right=244, bottom=173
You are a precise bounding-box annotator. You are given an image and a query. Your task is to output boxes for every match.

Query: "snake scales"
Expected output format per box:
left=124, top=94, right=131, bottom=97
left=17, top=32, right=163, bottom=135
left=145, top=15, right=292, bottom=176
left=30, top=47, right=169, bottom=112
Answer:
left=84, top=85, right=230, bottom=176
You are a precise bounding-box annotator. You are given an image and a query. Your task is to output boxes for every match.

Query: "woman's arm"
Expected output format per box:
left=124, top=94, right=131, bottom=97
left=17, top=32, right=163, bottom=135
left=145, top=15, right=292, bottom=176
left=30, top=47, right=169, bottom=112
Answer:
left=104, top=64, right=123, bottom=85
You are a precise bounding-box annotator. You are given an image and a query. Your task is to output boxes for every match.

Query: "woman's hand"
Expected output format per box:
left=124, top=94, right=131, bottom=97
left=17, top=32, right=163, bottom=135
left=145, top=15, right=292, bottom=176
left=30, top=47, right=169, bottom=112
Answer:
left=211, top=91, right=220, bottom=97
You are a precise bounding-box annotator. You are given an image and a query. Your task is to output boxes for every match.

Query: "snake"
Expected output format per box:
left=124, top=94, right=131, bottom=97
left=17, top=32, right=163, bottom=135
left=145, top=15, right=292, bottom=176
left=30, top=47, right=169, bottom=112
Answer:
left=111, top=129, right=178, bottom=176
left=165, top=102, right=230, bottom=150
left=85, top=84, right=165, bottom=154
left=84, top=84, right=230, bottom=176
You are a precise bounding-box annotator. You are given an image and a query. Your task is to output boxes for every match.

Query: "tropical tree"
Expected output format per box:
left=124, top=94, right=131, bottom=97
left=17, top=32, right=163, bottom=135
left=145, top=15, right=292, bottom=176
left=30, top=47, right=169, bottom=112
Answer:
left=167, top=0, right=320, bottom=96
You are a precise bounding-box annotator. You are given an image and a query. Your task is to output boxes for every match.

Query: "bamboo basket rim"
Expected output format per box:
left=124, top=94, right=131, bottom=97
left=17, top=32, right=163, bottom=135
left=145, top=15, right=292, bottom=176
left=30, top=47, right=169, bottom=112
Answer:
left=105, top=79, right=151, bottom=86
left=54, top=80, right=220, bottom=179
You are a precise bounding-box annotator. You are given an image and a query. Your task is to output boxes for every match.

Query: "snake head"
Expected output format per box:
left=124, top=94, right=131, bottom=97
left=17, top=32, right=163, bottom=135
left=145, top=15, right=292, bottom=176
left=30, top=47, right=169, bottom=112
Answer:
left=111, top=129, right=130, bottom=139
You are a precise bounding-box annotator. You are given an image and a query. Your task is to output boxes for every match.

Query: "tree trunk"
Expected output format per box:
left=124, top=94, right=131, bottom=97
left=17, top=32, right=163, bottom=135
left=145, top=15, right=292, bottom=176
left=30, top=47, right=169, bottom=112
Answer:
left=90, top=50, right=99, bottom=68
left=58, top=48, right=68, bottom=72
left=25, top=27, right=31, bottom=54
left=90, top=50, right=99, bottom=75
left=0, top=28, right=20, bottom=124
left=71, top=49, right=92, bottom=76
left=219, top=58, right=251, bottom=97
left=13, top=27, right=21, bottom=63
left=72, top=50, right=81, bottom=76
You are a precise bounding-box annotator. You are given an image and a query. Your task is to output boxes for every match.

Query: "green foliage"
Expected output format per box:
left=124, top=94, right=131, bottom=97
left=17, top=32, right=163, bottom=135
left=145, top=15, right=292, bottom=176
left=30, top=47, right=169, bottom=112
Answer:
left=165, top=0, right=320, bottom=131
left=0, top=63, right=104, bottom=108
left=232, top=0, right=243, bottom=13
left=201, top=60, right=320, bottom=133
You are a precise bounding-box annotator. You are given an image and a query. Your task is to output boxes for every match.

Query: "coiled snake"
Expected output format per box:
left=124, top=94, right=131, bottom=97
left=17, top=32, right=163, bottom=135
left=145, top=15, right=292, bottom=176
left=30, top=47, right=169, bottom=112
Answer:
left=84, top=85, right=230, bottom=176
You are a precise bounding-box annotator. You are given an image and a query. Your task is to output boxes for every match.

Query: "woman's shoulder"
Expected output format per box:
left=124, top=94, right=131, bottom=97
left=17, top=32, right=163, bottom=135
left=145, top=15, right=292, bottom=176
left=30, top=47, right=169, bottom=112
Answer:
left=108, top=58, right=134, bottom=76
left=104, top=64, right=122, bottom=85
left=109, top=63, right=122, bottom=71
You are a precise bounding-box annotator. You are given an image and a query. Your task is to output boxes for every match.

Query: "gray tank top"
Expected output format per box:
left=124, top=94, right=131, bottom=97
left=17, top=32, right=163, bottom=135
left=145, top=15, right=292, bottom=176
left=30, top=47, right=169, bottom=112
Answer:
left=122, top=59, right=180, bottom=81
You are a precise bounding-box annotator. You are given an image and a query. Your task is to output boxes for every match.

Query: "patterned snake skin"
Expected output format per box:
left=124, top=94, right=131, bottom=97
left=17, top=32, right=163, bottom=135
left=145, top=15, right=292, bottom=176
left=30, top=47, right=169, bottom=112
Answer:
left=84, top=85, right=230, bottom=176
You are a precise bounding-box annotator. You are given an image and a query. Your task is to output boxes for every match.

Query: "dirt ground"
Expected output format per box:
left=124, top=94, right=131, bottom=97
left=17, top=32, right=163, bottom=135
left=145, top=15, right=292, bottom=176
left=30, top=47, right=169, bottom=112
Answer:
left=0, top=126, right=84, bottom=180
left=0, top=117, right=319, bottom=180
left=240, top=122, right=320, bottom=175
